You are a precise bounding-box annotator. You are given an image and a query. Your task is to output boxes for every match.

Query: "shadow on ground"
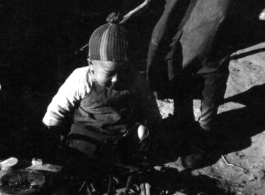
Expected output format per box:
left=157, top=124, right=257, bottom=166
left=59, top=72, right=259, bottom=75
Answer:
left=154, top=84, right=265, bottom=158
left=143, top=84, right=265, bottom=194
left=214, top=84, right=265, bottom=154
left=146, top=167, right=237, bottom=195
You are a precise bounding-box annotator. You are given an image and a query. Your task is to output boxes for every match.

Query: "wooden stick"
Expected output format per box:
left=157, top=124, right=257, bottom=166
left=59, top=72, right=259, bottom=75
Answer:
left=120, top=0, right=151, bottom=24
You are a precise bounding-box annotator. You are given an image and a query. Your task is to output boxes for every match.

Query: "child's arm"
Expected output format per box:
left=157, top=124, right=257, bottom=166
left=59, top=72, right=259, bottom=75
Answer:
left=133, top=70, right=162, bottom=131
left=43, top=67, right=92, bottom=127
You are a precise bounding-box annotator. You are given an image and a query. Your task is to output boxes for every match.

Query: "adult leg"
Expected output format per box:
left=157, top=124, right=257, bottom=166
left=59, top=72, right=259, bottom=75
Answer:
left=166, top=0, right=201, bottom=124
left=173, top=73, right=196, bottom=125
left=199, top=65, right=229, bottom=132
left=146, top=0, right=180, bottom=90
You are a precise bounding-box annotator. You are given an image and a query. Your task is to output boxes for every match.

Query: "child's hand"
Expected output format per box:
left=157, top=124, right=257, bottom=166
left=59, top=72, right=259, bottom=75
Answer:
left=260, top=8, right=265, bottom=20
left=137, top=125, right=149, bottom=142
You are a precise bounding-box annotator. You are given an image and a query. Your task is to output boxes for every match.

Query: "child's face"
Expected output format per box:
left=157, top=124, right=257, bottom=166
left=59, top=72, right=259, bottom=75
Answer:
left=91, top=60, right=130, bottom=89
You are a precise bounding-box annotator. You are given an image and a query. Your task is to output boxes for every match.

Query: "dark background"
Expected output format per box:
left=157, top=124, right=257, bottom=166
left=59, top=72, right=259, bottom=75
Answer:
left=0, top=0, right=165, bottom=159
left=0, top=0, right=265, bottom=161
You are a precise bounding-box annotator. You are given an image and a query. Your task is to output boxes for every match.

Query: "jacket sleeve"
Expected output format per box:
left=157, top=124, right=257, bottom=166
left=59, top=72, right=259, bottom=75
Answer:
left=42, top=68, right=91, bottom=127
left=133, top=70, right=162, bottom=132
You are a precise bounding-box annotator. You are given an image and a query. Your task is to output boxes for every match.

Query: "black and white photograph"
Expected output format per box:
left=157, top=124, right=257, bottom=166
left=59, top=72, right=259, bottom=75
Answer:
left=1, top=0, right=265, bottom=194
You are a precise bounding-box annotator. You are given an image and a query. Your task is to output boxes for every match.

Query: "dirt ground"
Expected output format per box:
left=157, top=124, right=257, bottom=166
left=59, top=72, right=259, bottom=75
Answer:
left=158, top=43, right=265, bottom=195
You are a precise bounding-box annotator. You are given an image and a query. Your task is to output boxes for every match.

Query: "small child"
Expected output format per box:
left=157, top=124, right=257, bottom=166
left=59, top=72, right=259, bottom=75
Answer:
left=42, top=13, right=161, bottom=160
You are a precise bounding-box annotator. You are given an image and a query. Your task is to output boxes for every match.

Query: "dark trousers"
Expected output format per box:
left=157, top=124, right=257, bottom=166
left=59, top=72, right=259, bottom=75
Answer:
left=67, top=124, right=151, bottom=160
left=147, top=0, right=230, bottom=131
left=172, top=69, right=229, bottom=130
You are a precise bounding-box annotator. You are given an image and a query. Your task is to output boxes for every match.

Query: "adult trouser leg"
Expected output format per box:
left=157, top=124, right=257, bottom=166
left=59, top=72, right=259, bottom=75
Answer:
left=173, top=73, right=195, bottom=125
left=199, top=71, right=228, bottom=131
left=146, top=0, right=180, bottom=89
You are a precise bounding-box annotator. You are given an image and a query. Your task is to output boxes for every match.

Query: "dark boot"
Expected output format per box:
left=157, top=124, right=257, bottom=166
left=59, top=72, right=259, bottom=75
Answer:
left=178, top=102, right=220, bottom=169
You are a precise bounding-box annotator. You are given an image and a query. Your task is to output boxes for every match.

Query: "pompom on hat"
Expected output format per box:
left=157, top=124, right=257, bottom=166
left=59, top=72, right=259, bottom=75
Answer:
left=88, top=13, right=128, bottom=62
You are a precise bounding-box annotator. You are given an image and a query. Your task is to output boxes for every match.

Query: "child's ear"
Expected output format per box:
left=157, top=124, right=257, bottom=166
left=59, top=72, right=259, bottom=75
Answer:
left=89, top=62, right=94, bottom=71
left=87, top=57, right=92, bottom=66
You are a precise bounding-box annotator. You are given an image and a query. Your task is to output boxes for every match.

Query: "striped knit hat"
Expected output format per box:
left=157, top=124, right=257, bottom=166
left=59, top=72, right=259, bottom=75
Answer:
left=88, top=13, right=128, bottom=62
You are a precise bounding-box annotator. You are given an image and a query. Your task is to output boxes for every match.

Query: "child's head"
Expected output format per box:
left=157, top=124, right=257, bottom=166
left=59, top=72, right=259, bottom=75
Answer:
left=91, top=60, right=129, bottom=89
left=88, top=13, right=130, bottom=89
